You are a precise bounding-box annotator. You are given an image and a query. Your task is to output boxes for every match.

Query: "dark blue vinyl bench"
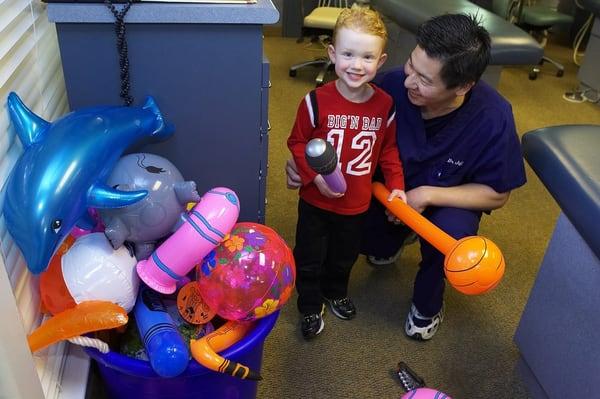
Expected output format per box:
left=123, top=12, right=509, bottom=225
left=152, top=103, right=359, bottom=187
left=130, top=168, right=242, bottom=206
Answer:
left=370, top=0, right=544, bottom=87
left=516, top=125, right=600, bottom=398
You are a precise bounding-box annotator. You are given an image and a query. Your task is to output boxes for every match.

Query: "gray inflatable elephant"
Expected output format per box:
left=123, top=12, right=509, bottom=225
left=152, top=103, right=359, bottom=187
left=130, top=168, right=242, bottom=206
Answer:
left=99, top=153, right=201, bottom=260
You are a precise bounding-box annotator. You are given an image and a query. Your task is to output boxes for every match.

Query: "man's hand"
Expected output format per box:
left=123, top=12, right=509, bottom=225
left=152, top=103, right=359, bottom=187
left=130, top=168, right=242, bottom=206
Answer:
left=314, top=175, right=344, bottom=198
left=386, top=186, right=429, bottom=223
left=285, top=158, right=302, bottom=189
left=406, top=184, right=510, bottom=212
left=405, top=186, right=431, bottom=214
left=383, top=183, right=511, bottom=224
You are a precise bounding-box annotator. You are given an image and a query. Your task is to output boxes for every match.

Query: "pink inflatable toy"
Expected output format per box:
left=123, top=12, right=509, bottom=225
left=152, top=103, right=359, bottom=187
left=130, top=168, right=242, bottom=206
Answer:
left=71, top=209, right=105, bottom=238
left=136, top=187, right=240, bottom=294
left=401, top=388, right=452, bottom=399
left=197, top=222, right=296, bottom=321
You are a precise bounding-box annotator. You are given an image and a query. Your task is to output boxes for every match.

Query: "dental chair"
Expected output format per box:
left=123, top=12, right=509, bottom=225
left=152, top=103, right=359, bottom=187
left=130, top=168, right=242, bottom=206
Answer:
left=564, top=0, right=600, bottom=103
left=516, top=124, right=600, bottom=398
left=288, top=0, right=349, bottom=86
left=493, top=0, right=574, bottom=80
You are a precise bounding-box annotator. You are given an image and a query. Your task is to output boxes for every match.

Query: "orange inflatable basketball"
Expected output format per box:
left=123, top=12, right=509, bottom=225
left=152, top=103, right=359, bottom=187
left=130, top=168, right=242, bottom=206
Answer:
left=444, top=236, right=505, bottom=295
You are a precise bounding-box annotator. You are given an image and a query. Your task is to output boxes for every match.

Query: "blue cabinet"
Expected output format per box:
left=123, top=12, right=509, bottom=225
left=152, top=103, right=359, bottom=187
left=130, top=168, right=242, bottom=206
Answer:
left=48, top=1, right=278, bottom=222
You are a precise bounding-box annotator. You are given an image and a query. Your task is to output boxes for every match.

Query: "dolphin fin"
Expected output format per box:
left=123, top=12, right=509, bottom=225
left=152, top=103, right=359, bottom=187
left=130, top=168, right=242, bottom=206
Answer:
left=142, top=96, right=175, bottom=140
left=87, top=184, right=147, bottom=208
left=7, top=92, right=50, bottom=148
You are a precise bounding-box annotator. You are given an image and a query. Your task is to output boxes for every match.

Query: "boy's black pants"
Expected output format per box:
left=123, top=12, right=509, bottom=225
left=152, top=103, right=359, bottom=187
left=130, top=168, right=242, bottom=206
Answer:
left=294, top=199, right=365, bottom=315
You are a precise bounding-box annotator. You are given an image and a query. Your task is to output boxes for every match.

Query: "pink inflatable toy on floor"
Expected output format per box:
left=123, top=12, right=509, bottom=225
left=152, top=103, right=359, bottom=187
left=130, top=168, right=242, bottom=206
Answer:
left=136, top=187, right=240, bottom=294
left=401, top=388, right=452, bottom=399
left=397, top=362, right=452, bottom=399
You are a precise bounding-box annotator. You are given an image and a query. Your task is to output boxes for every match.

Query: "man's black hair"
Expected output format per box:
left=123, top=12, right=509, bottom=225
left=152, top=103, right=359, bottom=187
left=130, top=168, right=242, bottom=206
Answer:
left=416, top=13, right=491, bottom=89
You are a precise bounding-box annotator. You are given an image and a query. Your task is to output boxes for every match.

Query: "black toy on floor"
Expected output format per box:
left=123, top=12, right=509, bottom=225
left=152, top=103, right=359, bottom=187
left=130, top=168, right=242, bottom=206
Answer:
left=396, top=361, right=426, bottom=392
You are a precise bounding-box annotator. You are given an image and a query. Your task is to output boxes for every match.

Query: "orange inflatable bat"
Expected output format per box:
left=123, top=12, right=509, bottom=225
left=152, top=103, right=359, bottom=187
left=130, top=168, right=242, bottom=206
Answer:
left=28, top=300, right=128, bottom=353
left=190, top=320, right=261, bottom=380
left=372, top=182, right=505, bottom=295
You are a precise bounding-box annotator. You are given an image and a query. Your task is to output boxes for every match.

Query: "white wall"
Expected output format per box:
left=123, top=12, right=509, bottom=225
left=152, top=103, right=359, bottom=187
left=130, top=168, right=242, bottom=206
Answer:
left=0, top=0, right=71, bottom=397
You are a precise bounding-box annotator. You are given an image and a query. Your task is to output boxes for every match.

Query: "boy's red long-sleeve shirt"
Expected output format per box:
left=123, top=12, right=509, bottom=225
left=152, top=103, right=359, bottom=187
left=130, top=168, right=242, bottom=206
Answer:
left=287, top=82, right=404, bottom=215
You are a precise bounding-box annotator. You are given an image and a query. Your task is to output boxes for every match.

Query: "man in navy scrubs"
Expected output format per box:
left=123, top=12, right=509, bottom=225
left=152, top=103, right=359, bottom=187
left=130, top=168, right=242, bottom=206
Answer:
left=286, top=13, right=526, bottom=340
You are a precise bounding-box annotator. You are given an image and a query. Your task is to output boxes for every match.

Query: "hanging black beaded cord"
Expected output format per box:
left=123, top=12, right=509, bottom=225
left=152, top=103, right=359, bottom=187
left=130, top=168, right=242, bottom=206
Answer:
left=104, top=0, right=139, bottom=106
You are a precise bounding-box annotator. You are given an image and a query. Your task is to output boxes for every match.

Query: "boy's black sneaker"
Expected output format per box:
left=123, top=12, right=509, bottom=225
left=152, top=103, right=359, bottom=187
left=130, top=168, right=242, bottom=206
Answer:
left=324, top=297, right=356, bottom=320
left=301, top=304, right=325, bottom=339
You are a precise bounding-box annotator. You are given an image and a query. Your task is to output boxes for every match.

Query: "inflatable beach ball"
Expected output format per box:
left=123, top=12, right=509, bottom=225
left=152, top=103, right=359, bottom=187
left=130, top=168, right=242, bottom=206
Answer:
left=197, top=223, right=295, bottom=321
left=62, top=233, right=139, bottom=312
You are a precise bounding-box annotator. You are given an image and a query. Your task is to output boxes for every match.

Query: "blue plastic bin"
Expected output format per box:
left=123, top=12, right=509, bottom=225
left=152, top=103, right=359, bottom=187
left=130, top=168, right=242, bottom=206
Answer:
left=85, top=311, right=279, bottom=399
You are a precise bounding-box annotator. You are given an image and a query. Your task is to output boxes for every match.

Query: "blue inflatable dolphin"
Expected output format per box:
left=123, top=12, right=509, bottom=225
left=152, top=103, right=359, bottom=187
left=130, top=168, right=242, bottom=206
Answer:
left=3, top=92, right=174, bottom=275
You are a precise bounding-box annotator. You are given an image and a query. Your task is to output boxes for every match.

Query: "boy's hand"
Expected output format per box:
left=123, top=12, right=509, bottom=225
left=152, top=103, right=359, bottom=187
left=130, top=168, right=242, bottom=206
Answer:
left=387, top=189, right=407, bottom=203
left=385, top=189, right=407, bottom=224
left=314, top=175, right=344, bottom=198
left=286, top=158, right=302, bottom=189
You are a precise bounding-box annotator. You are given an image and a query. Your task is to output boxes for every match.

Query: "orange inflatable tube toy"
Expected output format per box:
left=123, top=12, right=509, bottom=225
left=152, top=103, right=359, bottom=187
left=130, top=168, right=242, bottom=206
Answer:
left=28, top=300, right=128, bottom=353
left=372, top=182, right=505, bottom=295
left=40, top=234, right=77, bottom=315
left=190, top=320, right=261, bottom=380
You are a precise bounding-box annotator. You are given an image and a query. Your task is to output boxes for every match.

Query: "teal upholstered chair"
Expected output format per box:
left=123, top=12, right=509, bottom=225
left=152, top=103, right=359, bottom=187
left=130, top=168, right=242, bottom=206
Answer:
left=493, top=0, right=573, bottom=79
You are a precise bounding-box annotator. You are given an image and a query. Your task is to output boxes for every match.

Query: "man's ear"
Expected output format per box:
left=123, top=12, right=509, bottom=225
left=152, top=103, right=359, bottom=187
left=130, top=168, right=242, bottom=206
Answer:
left=377, top=53, right=388, bottom=69
left=455, top=81, right=475, bottom=96
left=327, top=44, right=336, bottom=64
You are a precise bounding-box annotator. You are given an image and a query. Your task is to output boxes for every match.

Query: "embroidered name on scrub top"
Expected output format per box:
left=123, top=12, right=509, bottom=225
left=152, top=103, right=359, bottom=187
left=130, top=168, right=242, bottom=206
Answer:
left=424, top=110, right=462, bottom=181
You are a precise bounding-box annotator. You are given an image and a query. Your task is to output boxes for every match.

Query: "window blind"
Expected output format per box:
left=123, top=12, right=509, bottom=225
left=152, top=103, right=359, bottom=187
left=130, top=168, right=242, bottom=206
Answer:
left=0, top=0, right=78, bottom=398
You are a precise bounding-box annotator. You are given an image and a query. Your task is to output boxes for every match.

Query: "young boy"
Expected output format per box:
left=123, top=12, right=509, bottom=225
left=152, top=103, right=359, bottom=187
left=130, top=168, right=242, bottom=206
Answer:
left=287, top=6, right=406, bottom=340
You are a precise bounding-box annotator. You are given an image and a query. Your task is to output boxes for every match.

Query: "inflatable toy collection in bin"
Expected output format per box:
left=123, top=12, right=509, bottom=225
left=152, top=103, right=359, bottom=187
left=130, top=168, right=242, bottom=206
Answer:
left=4, top=94, right=293, bottom=399
left=86, top=311, right=279, bottom=399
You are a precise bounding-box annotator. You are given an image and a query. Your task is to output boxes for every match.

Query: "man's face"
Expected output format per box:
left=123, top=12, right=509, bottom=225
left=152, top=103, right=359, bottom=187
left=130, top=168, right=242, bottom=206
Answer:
left=403, top=46, right=460, bottom=111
